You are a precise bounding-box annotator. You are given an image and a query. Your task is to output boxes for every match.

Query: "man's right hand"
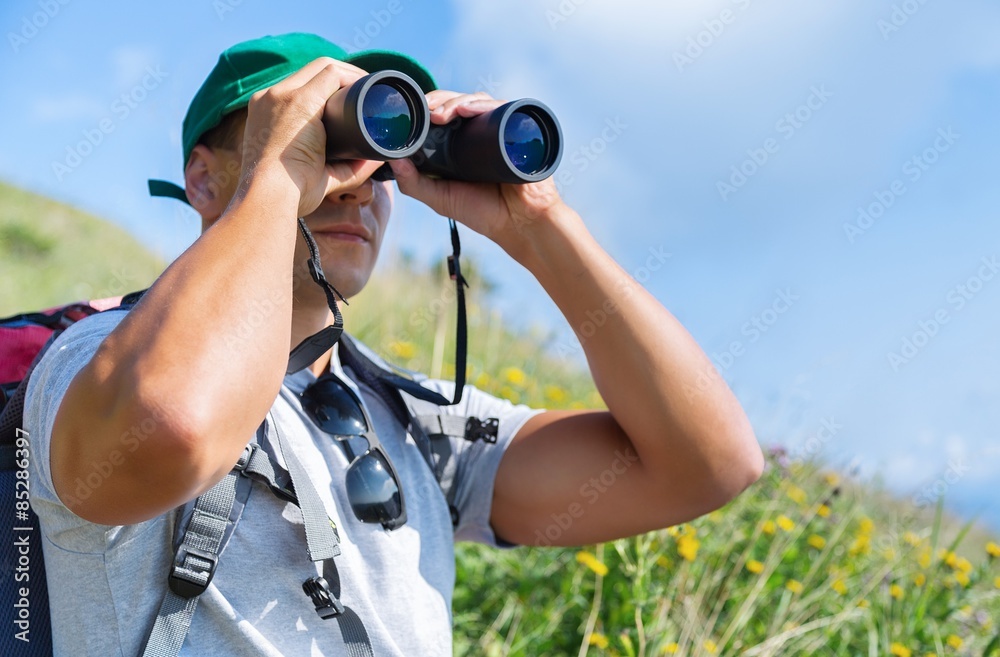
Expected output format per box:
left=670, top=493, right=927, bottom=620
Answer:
left=49, top=57, right=391, bottom=527
left=239, top=57, right=383, bottom=218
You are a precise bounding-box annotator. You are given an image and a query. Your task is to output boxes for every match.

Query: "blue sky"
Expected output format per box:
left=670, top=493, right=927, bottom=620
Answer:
left=2, top=0, right=998, bottom=530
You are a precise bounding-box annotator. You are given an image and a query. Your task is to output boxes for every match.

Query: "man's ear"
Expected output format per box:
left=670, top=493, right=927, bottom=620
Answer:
left=185, top=144, right=231, bottom=223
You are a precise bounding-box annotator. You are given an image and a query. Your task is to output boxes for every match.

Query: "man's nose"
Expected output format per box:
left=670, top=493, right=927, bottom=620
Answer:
left=331, top=178, right=374, bottom=205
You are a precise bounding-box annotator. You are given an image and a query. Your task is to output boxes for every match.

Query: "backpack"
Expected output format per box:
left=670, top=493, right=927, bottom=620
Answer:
left=0, top=290, right=499, bottom=657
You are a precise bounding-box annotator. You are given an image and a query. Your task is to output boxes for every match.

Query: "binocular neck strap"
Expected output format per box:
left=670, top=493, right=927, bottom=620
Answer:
left=287, top=215, right=468, bottom=408
left=286, top=218, right=347, bottom=375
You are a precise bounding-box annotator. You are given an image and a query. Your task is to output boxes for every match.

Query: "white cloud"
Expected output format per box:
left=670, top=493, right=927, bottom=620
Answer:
left=31, top=94, right=105, bottom=122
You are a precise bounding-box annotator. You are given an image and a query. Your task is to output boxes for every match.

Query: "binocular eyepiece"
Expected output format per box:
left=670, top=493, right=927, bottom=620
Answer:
left=322, top=70, right=563, bottom=184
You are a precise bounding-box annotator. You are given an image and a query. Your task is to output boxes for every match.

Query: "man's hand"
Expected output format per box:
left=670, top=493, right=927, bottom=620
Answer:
left=388, top=90, right=566, bottom=260
left=240, top=57, right=384, bottom=218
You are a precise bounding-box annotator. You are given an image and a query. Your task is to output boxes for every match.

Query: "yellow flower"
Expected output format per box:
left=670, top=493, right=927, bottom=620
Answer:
left=831, top=579, right=847, bottom=595
left=678, top=535, right=700, bottom=562
left=946, top=635, right=963, bottom=649
left=903, top=531, right=922, bottom=546
left=824, top=472, right=840, bottom=487
left=703, top=640, right=718, bottom=654
left=943, top=550, right=959, bottom=568
left=954, top=557, right=973, bottom=573
left=925, top=653, right=937, bottom=657
left=708, top=510, right=723, bottom=523
left=858, top=599, right=870, bottom=608
left=994, top=576, right=1000, bottom=590
left=746, top=560, right=765, bottom=574
left=785, top=580, right=803, bottom=594
left=473, top=371, right=491, bottom=388
left=656, top=555, right=671, bottom=569
left=576, top=551, right=609, bottom=577
left=890, top=584, right=904, bottom=599
left=762, top=520, right=776, bottom=535
left=588, top=632, right=609, bottom=649
left=858, top=517, right=874, bottom=535
left=807, top=534, right=827, bottom=550
left=955, top=571, right=970, bottom=587
left=849, top=535, right=871, bottom=556
left=918, top=550, right=931, bottom=569
left=913, top=573, right=926, bottom=587
left=816, top=504, right=831, bottom=518
left=667, top=525, right=681, bottom=537
left=388, top=340, right=416, bottom=360
left=786, top=485, right=807, bottom=505
left=543, top=384, right=568, bottom=405
left=501, top=366, right=526, bottom=386
left=988, top=541, right=1000, bottom=558
left=890, top=643, right=912, bottom=657
left=882, top=548, right=897, bottom=561
left=662, top=643, right=679, bottom=654
left=498, top=385, right=520, bottom=404
left=777, top=515, right=795, bottom=532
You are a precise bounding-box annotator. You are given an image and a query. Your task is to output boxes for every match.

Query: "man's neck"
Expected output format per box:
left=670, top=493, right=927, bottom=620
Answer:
left=290, top=304, right=336, bottom=378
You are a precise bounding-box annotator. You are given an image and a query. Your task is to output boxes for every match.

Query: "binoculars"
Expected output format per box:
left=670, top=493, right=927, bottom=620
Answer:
left=322, top=70, right=563, bottom=184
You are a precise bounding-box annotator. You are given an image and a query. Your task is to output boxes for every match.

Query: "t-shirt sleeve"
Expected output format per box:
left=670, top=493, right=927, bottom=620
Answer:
left=412, top=379, right=544, bottom=548
left=23, top=310, right=128, bottom=516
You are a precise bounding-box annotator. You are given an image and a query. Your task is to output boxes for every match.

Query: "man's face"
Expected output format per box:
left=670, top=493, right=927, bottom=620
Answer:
left=192, top=114, right=393, bottom=305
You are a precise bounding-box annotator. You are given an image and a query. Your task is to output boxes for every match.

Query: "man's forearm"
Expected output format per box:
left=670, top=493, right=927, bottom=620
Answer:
left=513, top=206, right=763, bottom=501
left=53, top=173, right=301, bottom=523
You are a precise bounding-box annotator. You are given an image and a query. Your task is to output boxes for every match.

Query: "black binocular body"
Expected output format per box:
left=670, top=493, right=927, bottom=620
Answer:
left=321, top=70, right=563, bottom=184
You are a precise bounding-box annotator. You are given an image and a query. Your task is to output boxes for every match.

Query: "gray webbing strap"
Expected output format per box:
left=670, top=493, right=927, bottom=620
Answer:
left=140, top=463, right=243, bottom=657
left=269, top=413, right=341, bottom=561
left=269, top=415, right=374, bottom=656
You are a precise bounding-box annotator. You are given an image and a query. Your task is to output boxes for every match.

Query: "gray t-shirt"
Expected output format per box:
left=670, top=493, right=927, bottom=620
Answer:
left=24, top=309, right=540, bottom=656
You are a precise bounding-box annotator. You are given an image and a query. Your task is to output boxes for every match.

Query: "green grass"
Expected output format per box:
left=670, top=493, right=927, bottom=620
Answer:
left=0, top=181, right=165, bottom=315
left=5, top=181, right=998, bottom=656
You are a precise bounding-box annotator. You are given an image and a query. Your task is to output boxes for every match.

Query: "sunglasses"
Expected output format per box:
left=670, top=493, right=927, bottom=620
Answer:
left=300, top=372, right=407, bottom=531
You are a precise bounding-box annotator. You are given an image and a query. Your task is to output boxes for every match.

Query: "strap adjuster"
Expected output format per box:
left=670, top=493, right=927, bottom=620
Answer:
left=465, top=417, right=499, bottom=443
left=169, top=546, right=219, bottom=598
left=303, top=576, right=345, bottom=619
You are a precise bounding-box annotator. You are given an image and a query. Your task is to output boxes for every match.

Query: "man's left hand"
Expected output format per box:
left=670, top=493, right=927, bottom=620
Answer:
left=388, top=90, right=567, bottom=258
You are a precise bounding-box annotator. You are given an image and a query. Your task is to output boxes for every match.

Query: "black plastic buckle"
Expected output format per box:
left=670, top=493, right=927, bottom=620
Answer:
left=303, top=576, right=344, bottom=619
left=465, top=417, right=499, bottom=444
left=447, top=255, right=458, bottom=280
left=168, top=546, right=219, bottom=598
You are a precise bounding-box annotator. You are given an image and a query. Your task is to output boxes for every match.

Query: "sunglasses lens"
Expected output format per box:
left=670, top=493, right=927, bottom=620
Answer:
left=345, top=450, right=402, bottom=524
left=301, top=378, right=368, bottom=436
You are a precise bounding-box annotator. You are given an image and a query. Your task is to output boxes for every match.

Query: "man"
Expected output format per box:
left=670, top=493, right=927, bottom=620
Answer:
left=24, top=33, right=763, bottom=655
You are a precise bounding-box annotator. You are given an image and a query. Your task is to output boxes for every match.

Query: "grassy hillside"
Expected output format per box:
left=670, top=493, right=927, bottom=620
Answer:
left=4, top=181, right=998, bottom=655
left=0, top=181, right=166, bottom=315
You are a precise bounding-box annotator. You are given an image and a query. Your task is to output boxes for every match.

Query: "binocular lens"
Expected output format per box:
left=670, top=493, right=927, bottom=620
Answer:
left=504, top=110, right=547, bottom=175
left=362, top=83, right=413, bottom=151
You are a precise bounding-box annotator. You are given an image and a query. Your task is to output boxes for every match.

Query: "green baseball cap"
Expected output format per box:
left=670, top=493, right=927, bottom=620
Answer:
left=149, top=32, right=436, bottom=203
